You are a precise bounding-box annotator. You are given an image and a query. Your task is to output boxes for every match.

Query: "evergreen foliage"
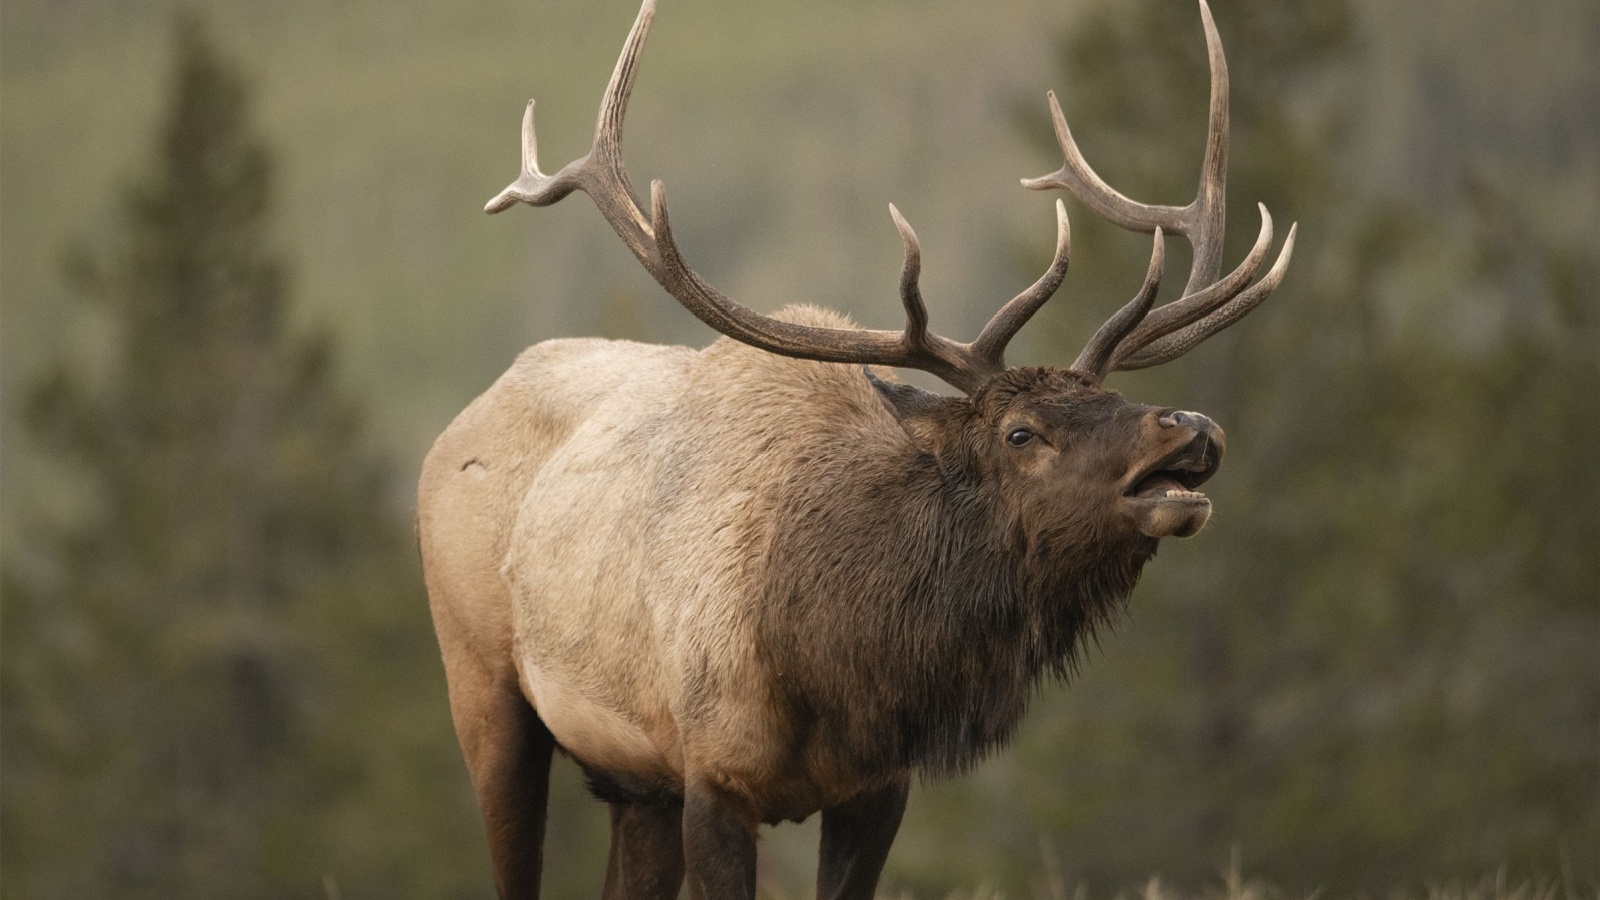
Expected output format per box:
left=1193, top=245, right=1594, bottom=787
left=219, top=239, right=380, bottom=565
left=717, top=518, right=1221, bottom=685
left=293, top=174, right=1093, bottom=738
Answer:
left=0, top=17, right=485, bottom=899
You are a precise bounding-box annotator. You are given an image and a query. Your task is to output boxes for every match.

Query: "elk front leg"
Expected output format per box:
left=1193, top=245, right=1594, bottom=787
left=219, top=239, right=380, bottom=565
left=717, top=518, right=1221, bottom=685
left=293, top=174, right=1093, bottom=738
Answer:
left=817, top=776, right=910, bottom=900
left=682, top=780, right=758, bottom=900
left=602, top=800, right=685, bottom=900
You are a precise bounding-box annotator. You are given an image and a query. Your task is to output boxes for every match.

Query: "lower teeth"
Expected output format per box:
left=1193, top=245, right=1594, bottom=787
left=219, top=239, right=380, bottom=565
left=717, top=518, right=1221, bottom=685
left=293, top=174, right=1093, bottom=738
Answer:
left=1163, top=489, right=1203, bottom=499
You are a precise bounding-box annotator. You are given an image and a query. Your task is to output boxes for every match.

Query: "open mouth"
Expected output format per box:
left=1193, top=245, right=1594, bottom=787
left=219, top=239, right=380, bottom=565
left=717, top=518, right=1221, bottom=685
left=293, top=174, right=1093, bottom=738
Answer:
left=1123, top=434, right=1222, bottom=507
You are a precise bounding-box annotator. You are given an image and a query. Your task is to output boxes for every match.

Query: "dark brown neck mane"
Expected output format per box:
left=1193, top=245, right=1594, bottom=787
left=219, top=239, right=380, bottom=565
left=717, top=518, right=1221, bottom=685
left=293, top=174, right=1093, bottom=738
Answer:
left=756, top=435, right=1157, bottom=778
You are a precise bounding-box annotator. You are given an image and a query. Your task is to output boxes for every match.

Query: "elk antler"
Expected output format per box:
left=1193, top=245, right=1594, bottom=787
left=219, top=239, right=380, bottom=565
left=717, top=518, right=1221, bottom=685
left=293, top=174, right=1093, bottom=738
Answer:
left=485, top=0, right=1072, bottom=395
left=1023, top=0, right=1297, bottom=378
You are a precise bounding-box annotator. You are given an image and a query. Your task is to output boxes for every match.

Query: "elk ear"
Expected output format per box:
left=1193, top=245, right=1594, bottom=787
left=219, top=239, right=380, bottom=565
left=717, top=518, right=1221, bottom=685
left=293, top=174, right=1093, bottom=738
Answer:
left=864, top=367, right=953, bottom=448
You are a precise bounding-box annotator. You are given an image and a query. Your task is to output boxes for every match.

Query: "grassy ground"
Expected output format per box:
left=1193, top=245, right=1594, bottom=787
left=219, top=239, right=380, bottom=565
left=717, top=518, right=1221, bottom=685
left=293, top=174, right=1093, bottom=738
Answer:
left=744, top=844, right=1597, bottom=900
left=892, top=878, right=1591, bottom=900
left=852, top=856, right=1593, bottom=900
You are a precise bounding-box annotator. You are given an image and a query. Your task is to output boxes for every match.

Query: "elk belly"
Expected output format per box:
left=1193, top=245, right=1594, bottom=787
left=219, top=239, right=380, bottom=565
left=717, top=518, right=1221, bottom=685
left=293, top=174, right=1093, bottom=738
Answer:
left=519, top=665, right=680, bottom=781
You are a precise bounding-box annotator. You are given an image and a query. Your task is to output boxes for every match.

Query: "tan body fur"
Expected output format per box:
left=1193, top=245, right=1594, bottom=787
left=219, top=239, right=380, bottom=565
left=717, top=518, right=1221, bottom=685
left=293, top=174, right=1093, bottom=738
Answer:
left=421, top=308, right=913, bottom=824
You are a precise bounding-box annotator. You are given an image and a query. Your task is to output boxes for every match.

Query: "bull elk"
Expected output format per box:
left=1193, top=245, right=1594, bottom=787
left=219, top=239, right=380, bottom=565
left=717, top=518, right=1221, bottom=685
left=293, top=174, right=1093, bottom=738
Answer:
left=419, top=1, right=1295, bottom=897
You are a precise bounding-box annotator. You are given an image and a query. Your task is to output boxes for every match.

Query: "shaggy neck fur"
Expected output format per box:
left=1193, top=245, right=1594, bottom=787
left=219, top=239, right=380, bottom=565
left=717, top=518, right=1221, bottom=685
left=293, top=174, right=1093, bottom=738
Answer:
left=755, top=429, right=1157, bottom=779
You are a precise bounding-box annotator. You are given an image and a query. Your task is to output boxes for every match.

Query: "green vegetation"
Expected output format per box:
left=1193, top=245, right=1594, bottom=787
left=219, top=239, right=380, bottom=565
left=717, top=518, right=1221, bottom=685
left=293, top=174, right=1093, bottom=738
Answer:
left=2, top=0, right=1594, bottom=897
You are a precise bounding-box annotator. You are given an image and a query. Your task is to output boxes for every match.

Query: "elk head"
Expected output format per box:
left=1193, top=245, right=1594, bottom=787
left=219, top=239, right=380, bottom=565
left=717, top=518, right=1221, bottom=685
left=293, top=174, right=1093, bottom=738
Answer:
left=486, top=0, right=1294, bottom=544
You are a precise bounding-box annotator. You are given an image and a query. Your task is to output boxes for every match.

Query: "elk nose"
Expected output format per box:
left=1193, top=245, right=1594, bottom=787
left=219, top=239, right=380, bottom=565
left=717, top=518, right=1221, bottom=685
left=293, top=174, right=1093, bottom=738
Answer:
left=1158, top=410, right=1223, bottom=441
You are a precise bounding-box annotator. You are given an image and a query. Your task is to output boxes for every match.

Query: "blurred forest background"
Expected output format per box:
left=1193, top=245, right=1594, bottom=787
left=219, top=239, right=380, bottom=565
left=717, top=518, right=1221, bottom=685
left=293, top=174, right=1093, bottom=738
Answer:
left=1, top=0, right=1595, bottom=897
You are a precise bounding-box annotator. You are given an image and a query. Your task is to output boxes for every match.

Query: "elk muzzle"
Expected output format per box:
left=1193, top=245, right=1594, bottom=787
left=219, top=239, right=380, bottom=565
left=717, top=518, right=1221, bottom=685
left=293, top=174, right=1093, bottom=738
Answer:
left=1123, top=411, right=1224, bottom=538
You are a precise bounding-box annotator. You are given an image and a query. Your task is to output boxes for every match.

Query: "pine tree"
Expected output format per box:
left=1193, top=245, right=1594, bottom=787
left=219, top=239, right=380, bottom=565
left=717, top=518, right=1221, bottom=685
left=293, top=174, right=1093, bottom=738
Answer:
left=1, top=16, right=483, bottom=899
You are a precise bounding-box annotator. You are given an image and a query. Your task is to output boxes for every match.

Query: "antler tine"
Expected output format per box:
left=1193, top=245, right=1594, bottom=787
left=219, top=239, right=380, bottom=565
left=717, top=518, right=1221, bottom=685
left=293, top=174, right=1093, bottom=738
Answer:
left=1021, top=92, right=1189, bottom=235
left=1110, top=203, right=1272, bottom=368
left=1115, top=223, right=1296, bottom=371
left=1072, top=229, right=1164, bottom=377
left=970, top=200, right=1072, bottom=366
left=484, top=101, right=580, bottom=213
left=888, top=204, right=935, bottom=355
left=1188, top=0, right=1231, bottom=289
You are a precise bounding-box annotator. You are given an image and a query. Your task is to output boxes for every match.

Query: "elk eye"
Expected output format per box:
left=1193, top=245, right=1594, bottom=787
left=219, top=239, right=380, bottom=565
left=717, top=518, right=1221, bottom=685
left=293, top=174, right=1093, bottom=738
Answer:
left=1006, top=427, right=1035, bottom=448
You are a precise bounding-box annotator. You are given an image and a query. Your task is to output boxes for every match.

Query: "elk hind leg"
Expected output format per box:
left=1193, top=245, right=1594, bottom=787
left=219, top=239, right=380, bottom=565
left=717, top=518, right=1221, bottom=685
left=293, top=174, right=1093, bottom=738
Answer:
left=441, top=644, right=555, bottom=900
